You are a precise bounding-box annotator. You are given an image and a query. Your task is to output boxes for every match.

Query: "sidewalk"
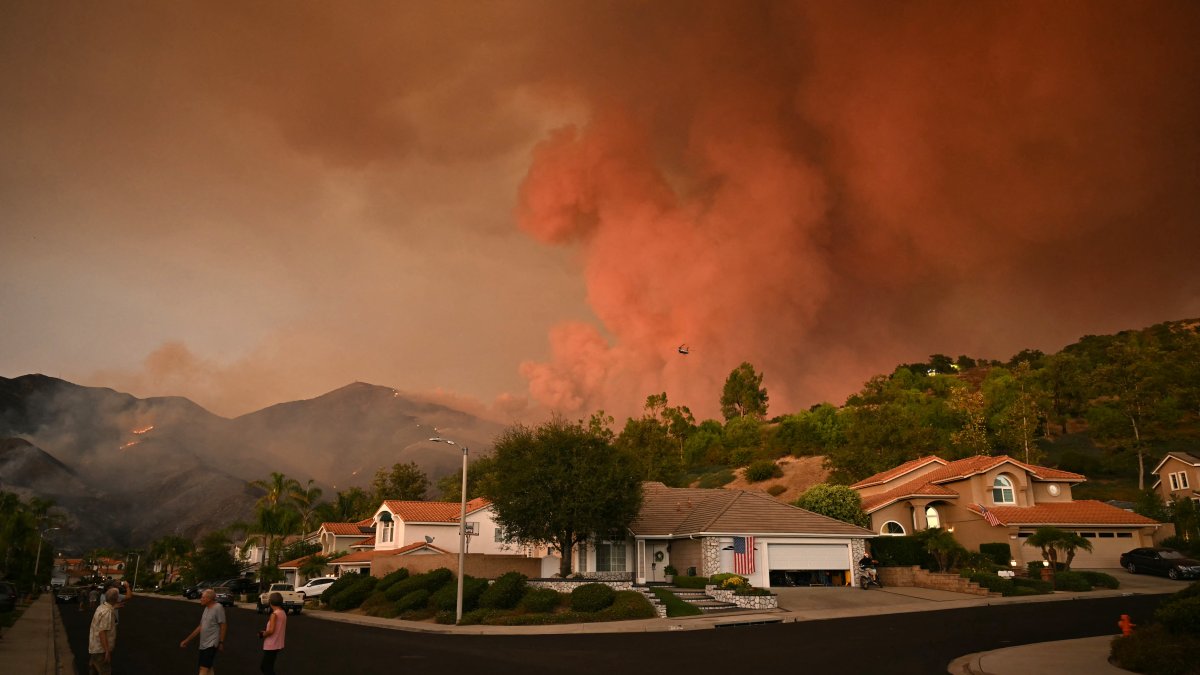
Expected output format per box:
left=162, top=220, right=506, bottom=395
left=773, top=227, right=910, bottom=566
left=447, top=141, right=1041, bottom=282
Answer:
left=0, top=595, right=62, bottom=675
left=947, top=636, right=1131, bottom=675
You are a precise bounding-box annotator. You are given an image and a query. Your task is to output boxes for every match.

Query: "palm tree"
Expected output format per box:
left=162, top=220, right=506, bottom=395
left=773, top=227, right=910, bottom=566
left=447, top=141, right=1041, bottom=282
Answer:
left=247, top=472, right=303, bottom=577
left=1024, top=527, right=1093, bottom=572
left=289, top=480, right=324, bottom=534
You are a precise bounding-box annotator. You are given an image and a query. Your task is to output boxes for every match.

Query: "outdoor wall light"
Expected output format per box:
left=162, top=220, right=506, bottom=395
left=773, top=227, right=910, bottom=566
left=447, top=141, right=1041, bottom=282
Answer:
left=1042, top=560, right=1050, bottom=567
left=1009, top=560, right=1018, bottom=567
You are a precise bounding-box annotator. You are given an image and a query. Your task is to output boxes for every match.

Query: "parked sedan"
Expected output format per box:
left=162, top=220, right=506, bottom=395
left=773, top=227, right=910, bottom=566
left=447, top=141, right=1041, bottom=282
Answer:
left=295, top=576, right=336, bottom=599
left=211, top=586, right=236, bottom=607
left=1120, top=547, right=1200, bottom=580
left=183, top=580, right=217, bottom=599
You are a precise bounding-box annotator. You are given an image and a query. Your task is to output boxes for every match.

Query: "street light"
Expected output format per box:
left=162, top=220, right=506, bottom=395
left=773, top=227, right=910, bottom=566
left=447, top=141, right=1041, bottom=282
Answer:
left=429, top=436, right=468, bottom=624
left=33, top=527, right=60, bottom=594
left=128, top=552, right=141, bottom=591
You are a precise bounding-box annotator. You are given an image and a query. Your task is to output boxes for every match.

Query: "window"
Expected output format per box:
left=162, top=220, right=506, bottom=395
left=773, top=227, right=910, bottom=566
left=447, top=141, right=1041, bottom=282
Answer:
left=1182, top=473, right=1191, bottom=489
left=494, top=526, right=507, bottom=543
left=880, top=521, right=905, bottom=536
left=1171, top=473, right=1180, bottom=490
left=1017, top=531, right=1033, bottom=538
left=1080, top=532, right=1096, bottom=538
left=1098, top=532, right=1115, bottom=538
left=377, top=512, right=394, bottom=544
left=925, top=506, right=941, bottom=529
left=992, top=475, right=1016, bottom=504
left=595, top=541, right=627, bottom=572
left=1117, top=532, right=1133, bottom=538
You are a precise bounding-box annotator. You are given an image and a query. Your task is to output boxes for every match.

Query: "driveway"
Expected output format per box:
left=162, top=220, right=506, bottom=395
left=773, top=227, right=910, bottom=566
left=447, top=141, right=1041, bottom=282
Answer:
left=1075, top=568, right=1190, bottom=594
left=772, top=585, right=981, bottom=613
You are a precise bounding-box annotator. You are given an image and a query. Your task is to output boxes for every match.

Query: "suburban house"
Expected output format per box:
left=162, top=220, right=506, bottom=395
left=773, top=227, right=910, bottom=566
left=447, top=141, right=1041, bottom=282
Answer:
left=1151, top=451, right=1200, bottom=505
left=573, top=482, right=875, bottom=588
left=852, top=454, right=1163, bottom=567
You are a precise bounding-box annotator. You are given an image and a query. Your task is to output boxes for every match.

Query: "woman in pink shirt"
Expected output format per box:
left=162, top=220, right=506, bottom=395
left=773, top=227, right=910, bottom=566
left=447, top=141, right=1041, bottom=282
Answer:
left=257, top=592, right=287, bottom=675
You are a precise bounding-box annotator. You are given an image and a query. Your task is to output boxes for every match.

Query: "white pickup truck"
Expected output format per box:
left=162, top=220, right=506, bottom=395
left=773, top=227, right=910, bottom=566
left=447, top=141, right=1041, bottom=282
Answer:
left=257, top=583, right=305, bottom=614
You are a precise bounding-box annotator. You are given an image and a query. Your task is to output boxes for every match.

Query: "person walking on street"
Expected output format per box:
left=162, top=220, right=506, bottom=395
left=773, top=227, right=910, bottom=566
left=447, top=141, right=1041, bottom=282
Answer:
left=257, top=592, right=287, bottom=675
left=87, top=587, right=120, bottom=674
left=180, top=588, right=226, bottom=674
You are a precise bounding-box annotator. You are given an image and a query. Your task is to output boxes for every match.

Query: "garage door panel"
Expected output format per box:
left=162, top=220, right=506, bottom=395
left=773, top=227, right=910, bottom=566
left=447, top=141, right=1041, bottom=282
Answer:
left=768, top=544, right=849, bottom=570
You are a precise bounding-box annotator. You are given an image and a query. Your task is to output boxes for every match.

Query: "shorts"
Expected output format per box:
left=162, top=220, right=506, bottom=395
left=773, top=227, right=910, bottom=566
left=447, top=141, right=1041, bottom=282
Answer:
left=198, top=646, right=219, bottom=669
left=88, top=652, right=112, bottom=675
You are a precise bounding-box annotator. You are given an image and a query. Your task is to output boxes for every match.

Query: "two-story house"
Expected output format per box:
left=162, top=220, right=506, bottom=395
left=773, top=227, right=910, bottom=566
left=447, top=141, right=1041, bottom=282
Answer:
left=852, top=455, right=1162, bottom=567
left=1151, top=451, right=1200, bottom=505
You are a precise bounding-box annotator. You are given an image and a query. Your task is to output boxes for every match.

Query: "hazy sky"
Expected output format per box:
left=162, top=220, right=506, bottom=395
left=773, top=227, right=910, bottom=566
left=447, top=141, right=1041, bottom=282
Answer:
left=3, top=1, right=1199, bottom=422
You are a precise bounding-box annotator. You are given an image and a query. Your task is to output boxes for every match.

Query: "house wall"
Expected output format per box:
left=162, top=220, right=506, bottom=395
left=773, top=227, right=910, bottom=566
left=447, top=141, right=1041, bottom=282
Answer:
left=1155, top=456, right=1199, bottom=503
left=1029, top=482, right=1074, bottom=503
left=371, top=552, right=543, bottom=579
left=670, top=538, right=702, bottom=576
left=870, top=502, right=918, bottom=535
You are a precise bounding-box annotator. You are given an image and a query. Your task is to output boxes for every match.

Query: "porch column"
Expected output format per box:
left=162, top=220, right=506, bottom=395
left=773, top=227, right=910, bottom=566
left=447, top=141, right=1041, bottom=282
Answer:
left=636, top=540, right=646, bottom=584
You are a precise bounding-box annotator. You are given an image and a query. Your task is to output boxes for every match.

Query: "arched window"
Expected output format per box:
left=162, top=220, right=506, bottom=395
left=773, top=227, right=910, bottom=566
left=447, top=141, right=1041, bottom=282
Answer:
left=880, top=521, right=906, bottom=536
left=925, top=506, right=941, bottom=529
left=377, top=511, right=394, bottom=544
left=992, top=475, right=1016, bottom=504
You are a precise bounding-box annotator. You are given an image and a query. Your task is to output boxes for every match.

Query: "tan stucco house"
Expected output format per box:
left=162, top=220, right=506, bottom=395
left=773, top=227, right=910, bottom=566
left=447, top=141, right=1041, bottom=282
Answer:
left=1151, top=451, right=1200, bottom=505
left=852, top=455, right=1162, bottom=568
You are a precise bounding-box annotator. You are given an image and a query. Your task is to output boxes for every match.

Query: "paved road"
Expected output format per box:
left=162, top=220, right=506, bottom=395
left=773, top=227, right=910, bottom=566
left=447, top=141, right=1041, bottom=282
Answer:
left=60, top=594, right=1165, bottom=675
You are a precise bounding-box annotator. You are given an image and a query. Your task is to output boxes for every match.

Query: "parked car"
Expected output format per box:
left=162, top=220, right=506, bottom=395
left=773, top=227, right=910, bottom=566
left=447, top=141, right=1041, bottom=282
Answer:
left=257, top=583, right=305, bottom=615
left=184, top=580, right=218, bottom=599
left=55, top=587, right=79, bottom=604
left=218, top=577, right=259, bottom=595
left=1120, top=547, right=1200, bottom=580
left=295, top=576, right=336, bottom=599
left=211, top=586, right=236, bottom=607
left=0, top=581, right=18, bottom=612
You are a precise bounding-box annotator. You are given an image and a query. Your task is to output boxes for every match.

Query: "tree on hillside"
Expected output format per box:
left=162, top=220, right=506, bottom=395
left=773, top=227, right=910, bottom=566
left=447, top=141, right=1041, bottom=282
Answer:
left=315, top=487, right=375, bottom=523
left=792, top=484, right=869, bottom=528
left=289, top=479, right=324, bottom=533
left=720, top=362, right=769, bottom=421
left=484, top=417, right=642, bottom=577
left=1040, top=352, right=1087, bottom=434
left=371, top=461, right=430, bottom=502
left=948, top=386, right=990, bottom=457
left=616, top=416, right=685, bottom=487
left=986, top=362, right=1047, bottom=464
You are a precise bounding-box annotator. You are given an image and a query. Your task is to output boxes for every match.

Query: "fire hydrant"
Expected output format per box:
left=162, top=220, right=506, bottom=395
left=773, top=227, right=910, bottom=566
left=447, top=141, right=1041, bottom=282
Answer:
left=1118, top=614, right=1135, bottom=636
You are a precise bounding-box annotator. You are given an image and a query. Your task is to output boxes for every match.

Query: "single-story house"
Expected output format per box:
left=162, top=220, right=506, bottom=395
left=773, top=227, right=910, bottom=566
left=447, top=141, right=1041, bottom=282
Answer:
left=371, top=497, right=531, bottom=556
left=852, top=454, right=1163, bottom=567
left=1152, top=451, right=1200, bottom=505
left=572, top=482, right=875, bottom=588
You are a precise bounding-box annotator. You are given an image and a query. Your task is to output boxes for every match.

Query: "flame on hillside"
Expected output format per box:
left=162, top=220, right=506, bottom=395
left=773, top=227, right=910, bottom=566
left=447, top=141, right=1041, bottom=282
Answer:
left=119, top=440, right=141, bottom=451
left=132, top=425, right=154, bottom=434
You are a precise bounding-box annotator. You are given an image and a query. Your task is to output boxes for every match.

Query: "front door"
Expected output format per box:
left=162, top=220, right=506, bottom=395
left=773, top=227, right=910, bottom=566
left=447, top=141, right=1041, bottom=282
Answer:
left=646, top=542, right=669, bottom=582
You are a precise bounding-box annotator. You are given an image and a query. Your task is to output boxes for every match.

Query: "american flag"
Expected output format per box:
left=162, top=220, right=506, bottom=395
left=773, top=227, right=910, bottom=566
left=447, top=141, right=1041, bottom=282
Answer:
left=977, top=504, right=1003, bottom=527
left=733, top=536, right=755, bottom=575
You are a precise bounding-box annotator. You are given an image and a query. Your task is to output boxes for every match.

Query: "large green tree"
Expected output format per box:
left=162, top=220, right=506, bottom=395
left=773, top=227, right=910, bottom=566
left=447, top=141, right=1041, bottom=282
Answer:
left=314, top=487, right=375, bottom=523
left=371, top=461, right=430, bottom=502
left=483, top=417, right=642, bottom=577
left=720, top=362, right=769, bottom=421
left=792, top=484, right=869, bottom=528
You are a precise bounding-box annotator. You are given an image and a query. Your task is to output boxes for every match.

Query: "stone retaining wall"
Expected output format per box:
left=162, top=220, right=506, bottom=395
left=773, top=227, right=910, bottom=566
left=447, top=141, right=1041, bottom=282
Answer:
left=878, top=566, right=993, bottom=596
left=527, top=579, right=634, bottom=593
left=704, top=585, right=779, bottom=610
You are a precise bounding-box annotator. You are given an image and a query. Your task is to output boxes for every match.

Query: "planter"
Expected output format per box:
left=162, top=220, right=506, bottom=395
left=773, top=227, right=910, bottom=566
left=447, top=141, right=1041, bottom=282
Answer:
left=1039, top=568, right=1054, bottom=582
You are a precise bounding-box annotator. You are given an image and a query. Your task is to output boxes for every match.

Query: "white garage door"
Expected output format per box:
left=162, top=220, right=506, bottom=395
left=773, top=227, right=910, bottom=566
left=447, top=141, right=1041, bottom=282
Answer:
left=768, top=543, right=849, bottom=570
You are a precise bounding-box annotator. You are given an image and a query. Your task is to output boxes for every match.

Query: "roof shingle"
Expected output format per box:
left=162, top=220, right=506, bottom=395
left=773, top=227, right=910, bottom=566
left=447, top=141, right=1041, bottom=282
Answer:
left=630, top=483, right=872, bottom=537
left=381, top=497, right=491, bottom=523
left=969, top=500, right=1160, bottom=526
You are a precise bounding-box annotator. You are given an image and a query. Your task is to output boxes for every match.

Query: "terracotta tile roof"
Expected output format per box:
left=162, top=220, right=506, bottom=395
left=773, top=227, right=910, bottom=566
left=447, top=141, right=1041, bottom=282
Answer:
left=350, top=536, right=375, bottom=548
left=278, top=555, right=312, bottom=569
left=328, top=541, right=450, bottom=565
left=860, top=482, right=959, bottom=512
left=851, top=456, right=946, bottom=489
left=630, top=482, right=873, bottom=537
left=380, top=497, right=491, bottom=523
left=321, top=522, right=373, bottom=536
left=968, top=501, right=1161, bottom=526
left=1152, top=451, right=1200, bottom=474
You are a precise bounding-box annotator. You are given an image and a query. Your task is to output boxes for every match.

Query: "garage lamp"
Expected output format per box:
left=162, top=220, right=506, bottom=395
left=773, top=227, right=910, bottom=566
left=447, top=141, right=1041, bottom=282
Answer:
left=1009, top=560, right=1018, bottom=567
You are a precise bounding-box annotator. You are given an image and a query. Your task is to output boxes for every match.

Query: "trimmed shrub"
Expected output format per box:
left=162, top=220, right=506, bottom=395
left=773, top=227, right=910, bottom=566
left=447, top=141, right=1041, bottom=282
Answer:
left=1156, top=596, right=1200, bottom=635
left=384, top=568, right=454, bottom=601
left=434, top=610, right=457, bottom=624
left=1077, top=571, right=1120, bottom=589
left=430, top=576, right=488, bottom=613
left=320, top=573, right=363, bottom=602
left=1010, top=586, right=1043, bottom=596
left=329, top=575, right=378, bottom=611
left=360, top=592, right=401, bottom=618
left=517, top=588, right=562, bottom=614
left=1112, top=625, right=1200, bottom=675
left=766, top=485, right=787, bottom=497
left=570, top=583, right=616, bottom=613
left=1052, top=571, right=1092, bottom=592
left=979, top=543, right=1012, bottom=567
left=375, top=568, right=410, bottom=594
left=479, top=572, right=528, bottom=610
left=964, top=572, right=1015, bottom=596
left=709, top=573, right=746, bottom=588
left=394, top=589, right=431, bottom=613
left=1012, top=577, right=1054, bottom=594
left=745, top=459, right=783, bottom=482
left=593, top=590, right=656, bottom=620
left=871, top=536, right=929, bottom=568
left=672, top=575, right=709, bottom=589
left=651, top=588, right=702, bottom=617
left=459, top=608, right=501, bottom=625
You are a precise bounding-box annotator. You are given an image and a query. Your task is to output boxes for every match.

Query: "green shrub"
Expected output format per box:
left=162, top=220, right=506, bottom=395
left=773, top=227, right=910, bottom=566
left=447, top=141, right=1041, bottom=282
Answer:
left=745, top=460, right=783, bottom=482
left=965, top=572, right=1015, bottom=596
left=1052, top=571, right=1092, bottom=592
left=1078, top=571, right=1119, bottom=589
left=430, top=576, right=488, bottom=613
left=394, top=589, right=431, bottom=613
left=1111, top=625, right=1200, bottom=675
left=435, top=610, right=456, bottom=624
left=384, top=568, right=454, bottom=601
left=593, top=591, right=656, bottom=620
left=1012, top=577, right=1054, bottom=594
left=479, top=572, right=528, bottom=610
left=709, top=573, right=746, bottom=587
left=375, top=568, right=410, bottom=593
left=360, top=592, right=401, bottom=617
left=697, top=469, right=735, bottom=489
left=570, top=583, right=616, bottom=612
left=672, top=575, right=709, bottom=589
left=329, top=575, right=378, bottom=611
left=651, top=588, right=702, bottom=617
left=518, top=587, right=562, bottom=613
left=1172, top=581, right=1200, bottom=602
left=398, top=607, right=435, bottom=621
left=979, top=543, right=1012, bottom=567
left=1010, top=586, right=1042, bottom=596
left=766, top=485, right=787, bottom=497
left=871, top=536, right=929, bottom=568
left=459, top=608, right=501, bottom=625
left=320, top=573, right=363, bottom=602
left=1156, top=596, right=1200, bottom=635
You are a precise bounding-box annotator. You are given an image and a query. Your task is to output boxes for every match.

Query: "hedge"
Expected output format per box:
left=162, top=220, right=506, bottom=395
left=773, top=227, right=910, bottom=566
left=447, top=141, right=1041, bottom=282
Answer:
left=1111, top=625, right=1200, bottom=675
left=328, top=575, right=378, bottom=611
left=979, top=543, right=1012, bottom=567
left=384, top=568, right=454, bottom=601
left=871, top=536, right=929, bottom=568
left=517, top=588, right=562, bottom=613
left=479, top=572, right=528, bottom=610
left=394, top=589, right=431, bottom=613
left=1012, top=577, right=1053, bottom=594
left=375, top=568, right=410, bottom=594
left=570, top=583, right=616, bottom=612
left=963, top=572, right=1015, bottom=596
left=1156, top=596, right=1200, bottom=635
left=1077, top=571, right=1119, bottom=589
left=430, top=576, right=488, bottom=613
left=321, top=573, right=364, bottom=602
left=1052, top=571, right=1092, bottom=592
left=672, top=575, right=709, bottom=589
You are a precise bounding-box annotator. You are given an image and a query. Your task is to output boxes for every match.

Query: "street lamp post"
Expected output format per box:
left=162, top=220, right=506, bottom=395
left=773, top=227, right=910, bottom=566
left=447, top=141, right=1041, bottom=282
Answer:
left=429, top=437, right=468, bottom=624
left=129, top=552, right=141, bottom=590
left=33, top=527, right=60, bottom=594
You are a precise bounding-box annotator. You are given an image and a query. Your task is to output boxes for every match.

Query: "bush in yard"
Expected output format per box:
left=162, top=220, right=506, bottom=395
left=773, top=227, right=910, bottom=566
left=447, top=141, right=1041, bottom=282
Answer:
left=1077, top=571, right=1119, bottom=589
left=709, top=573, right=747, bottom=588
left=394, top=589, right=431, bottom=613
left=964, top=572, right=1014, bottom=596
left=375, top=568, right=410, bottom=594
left=651, top=588, right=702, bottom=617
left=517, top=588, right=561, bottom=613
left=329, top=575, right=378, bottom=610
left=593, top=591, right=657, bottom=620
left=1051, top=571, right=1092, bottom=592
left=766, top=484, right=787, bottom=497
left=979, top=543, right=1012, bottom=567
left=1155, top=596, right=1200, bottom=635
left=459, top=608, right=501, bottom=625
left=871, top=536, right=929, bottom=568
left=1012, top=577, right=1053, bottom=594
left=744, top=459, right=783, bottom=482
left=384, top=568, right=454, bottom=601
left=1111, top=624, right=1200, bottom=675
left=570, top=583, right=616, bottom=612
left=479, top=571, right=528, bottom=610
left=672, top=575, right=709, bottom=589
left=320, top=573, right=364, bottom=602
left=430, top=576, right=488, bottom=612
left=360, top=592, right=401, bottom=618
